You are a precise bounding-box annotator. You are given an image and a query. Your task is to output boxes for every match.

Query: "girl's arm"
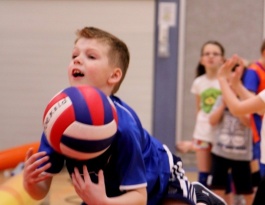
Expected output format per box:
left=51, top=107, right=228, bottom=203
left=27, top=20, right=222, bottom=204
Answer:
left=237, top=114, right=251, bottom=127
left=209, top=100, right=226, bottom=126
left=232, top=81, right=256, bottom=100
left=220, top=76, right=265, bottom=116
left=232, top=81, right=265, bottom=116
left=228, top=59, right=255, bottom=101
left=195, top=95, right=201, bottom=114
left=218, top=56, right=265, bottom=116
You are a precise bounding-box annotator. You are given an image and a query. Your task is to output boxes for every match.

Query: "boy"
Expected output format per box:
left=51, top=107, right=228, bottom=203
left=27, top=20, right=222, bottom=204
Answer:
left=23, top=27, right=226, bottom=205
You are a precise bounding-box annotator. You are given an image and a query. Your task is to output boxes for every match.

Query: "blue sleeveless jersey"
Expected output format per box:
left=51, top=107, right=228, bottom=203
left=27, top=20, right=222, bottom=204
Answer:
left=38, top=95, right=171, bottom=205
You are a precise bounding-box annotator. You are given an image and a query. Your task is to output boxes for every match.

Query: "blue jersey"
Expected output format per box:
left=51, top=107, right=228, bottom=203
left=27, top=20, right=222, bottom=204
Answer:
left=39, top=95, right=171, bottom=205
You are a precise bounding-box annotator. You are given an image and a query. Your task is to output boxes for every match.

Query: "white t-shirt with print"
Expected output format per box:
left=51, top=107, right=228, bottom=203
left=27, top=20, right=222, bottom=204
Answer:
left=191, top=74, right=221, bottom=142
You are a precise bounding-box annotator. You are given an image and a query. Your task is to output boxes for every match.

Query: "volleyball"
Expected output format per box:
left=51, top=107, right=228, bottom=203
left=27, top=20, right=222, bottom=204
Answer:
left=42, top=85, right=118, bottom=160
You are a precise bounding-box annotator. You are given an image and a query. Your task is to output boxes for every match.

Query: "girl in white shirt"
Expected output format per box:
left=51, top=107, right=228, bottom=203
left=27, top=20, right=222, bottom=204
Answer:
left=189, top=41, right=225, bottom=187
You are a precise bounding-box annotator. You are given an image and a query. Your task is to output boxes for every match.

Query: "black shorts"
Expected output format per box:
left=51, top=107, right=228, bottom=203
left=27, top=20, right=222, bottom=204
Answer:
left=210, top=153, right=253, bottom=194
left=165, top=154, right=197, bottom=205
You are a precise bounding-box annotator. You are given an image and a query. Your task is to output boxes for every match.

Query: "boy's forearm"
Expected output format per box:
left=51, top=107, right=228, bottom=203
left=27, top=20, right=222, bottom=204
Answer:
left=24, top=178, right=52, bottom=200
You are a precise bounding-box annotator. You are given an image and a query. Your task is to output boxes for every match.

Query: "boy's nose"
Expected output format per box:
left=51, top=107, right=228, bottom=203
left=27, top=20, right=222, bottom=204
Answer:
left=73, top=56, right=82, bottom=64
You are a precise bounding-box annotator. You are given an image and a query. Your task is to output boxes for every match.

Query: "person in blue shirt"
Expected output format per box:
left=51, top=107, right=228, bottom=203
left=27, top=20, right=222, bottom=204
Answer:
left=23, top=26, right=226, bottom=205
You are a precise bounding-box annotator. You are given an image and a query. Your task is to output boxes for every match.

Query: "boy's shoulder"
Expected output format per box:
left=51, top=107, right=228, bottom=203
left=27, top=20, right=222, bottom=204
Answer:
left=110, top=96, right=138, bottom=118
left=110, top=95, right=133, bottom=108
left=110, top=95, right=143, bottom=129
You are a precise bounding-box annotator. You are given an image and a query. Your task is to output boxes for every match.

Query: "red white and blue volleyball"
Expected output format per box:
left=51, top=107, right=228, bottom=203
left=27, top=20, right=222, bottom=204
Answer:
left=42, top=85, right=118, bottom=160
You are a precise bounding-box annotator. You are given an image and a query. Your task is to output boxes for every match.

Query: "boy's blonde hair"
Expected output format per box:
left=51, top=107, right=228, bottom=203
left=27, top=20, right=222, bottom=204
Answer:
left=75, top=27, right=130, bottom=94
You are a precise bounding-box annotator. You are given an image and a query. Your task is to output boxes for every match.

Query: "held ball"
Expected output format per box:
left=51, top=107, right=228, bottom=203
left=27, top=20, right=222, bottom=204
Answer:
left=42, top=85, right=118, bottom=160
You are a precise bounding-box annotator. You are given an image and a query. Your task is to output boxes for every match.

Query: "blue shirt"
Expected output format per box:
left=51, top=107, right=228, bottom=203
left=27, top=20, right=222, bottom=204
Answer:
left=39, top=95, right=171, bottom=205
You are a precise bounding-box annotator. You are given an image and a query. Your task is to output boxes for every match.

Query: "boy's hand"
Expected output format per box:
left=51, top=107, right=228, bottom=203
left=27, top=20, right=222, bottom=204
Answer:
left=23, top=148, right=52, bottom=189
left=72, top=166, right=108, bottom=205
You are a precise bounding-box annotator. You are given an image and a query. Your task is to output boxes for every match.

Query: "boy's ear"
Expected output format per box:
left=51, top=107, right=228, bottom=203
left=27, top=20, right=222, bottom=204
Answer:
left=108, top=68, right=122, bottom=84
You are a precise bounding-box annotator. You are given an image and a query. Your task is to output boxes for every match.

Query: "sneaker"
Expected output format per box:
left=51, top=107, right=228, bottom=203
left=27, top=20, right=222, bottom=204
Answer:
left=192, top=182, right=227, bottom=205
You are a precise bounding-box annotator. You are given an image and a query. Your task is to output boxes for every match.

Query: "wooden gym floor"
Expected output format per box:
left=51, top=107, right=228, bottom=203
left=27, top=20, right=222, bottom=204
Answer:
left=0, top=168, right=197, bottom=205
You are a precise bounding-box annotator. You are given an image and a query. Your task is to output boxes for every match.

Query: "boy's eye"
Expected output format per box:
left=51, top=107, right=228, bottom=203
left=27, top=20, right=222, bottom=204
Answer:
left=88, top=55, right=96, bottom=59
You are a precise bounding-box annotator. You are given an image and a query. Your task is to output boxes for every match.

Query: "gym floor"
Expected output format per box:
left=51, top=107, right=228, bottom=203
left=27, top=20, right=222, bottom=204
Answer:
left=0, top=168, right=197, bottom=205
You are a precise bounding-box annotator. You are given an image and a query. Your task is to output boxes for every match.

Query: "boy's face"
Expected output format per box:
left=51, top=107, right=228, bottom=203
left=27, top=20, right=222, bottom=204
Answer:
left=68, top=38, right=114, bottom=93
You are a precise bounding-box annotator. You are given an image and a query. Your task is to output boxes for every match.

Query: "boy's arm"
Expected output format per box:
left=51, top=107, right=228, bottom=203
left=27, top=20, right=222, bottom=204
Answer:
left=23, top=148, right=53, bottom=200
left=72, top=166, right=147, bottom=205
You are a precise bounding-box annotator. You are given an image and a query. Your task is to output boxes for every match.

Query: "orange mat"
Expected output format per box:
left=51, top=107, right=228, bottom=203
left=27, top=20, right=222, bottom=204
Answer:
left=0, top=142, right=40, bottom=171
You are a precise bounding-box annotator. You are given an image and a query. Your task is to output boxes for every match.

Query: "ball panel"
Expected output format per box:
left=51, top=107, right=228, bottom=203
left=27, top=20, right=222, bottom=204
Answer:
left=43, top=96, right=74, bottom=147
left=63, top=120, right=117, bottom=141
left=61, top=135, right=114, bottom=152
left=49, top=105, right=75, bottom=152
left=42, top=92, right=68, bottom=123
left=63, top=87, right=93, bottom=125
left=108, top=98, right=118, bottom=123
left=97, top=92, right=115, bottom=124
left=60, top=144, right=108, bottom=160
left=78, top=86, right=107, bottom=125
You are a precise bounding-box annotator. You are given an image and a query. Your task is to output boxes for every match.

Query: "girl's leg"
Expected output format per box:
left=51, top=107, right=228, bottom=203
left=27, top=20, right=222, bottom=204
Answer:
left=194, top=140, right=212, bottom=186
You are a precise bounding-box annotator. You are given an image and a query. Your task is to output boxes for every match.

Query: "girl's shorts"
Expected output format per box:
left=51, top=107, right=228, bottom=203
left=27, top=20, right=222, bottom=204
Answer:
left=193, top=139, right=212, bottom=150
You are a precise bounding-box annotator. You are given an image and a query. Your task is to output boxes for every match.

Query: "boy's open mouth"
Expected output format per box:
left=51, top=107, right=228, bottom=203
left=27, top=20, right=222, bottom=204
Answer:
left=72, top=69, right=84, bottom=77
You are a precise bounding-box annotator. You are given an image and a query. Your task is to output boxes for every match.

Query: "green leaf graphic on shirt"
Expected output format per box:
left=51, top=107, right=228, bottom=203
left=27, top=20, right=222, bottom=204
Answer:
left=201, top=88, right=221, bottom=113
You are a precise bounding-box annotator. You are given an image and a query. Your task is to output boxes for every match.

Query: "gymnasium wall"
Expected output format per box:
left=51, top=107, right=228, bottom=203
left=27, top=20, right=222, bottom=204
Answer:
left=0, top=0, right=264, bottom=157
left=0, top=0, right=155, bottom=149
